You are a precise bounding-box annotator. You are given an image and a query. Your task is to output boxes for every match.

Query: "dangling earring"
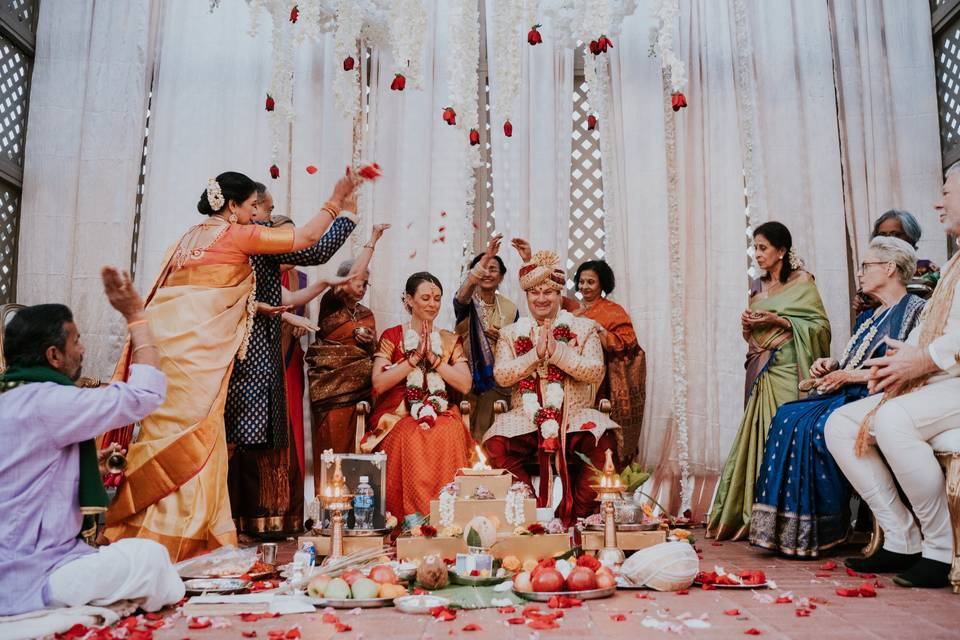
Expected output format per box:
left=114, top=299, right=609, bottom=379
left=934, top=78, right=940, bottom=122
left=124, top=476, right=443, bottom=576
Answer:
left=228, top=212, right=238, bottom=223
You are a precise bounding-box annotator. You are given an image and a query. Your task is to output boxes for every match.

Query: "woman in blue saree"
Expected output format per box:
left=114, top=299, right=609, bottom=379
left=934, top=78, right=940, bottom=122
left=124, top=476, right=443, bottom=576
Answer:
left=750, top=236, right=925, bottom=557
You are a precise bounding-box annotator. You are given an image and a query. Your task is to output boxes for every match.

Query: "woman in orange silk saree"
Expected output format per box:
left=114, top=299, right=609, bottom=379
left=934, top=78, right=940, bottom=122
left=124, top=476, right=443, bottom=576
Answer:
left=101, top=171, right=355, bottom=561
left=359, top=273, right=475, bottom=521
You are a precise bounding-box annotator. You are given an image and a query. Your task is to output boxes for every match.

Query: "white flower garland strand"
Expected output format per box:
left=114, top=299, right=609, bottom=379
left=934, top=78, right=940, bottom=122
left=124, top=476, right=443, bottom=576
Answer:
left=649, top=0, right=687, bottom=93
left=333, top=0, right=364, bottom=120
left=389, top=0, right=428, bottom=90
left=661, top=70, right=691, bottom=512
left=539, top=0, right=638, bottom=49
left=438, top=482, right=459, bottom=527
left=403, top=328, right=448, bottom=424
left=490, top=0, right=524, bottom=122
left=504, top=484, right=529, bottom=526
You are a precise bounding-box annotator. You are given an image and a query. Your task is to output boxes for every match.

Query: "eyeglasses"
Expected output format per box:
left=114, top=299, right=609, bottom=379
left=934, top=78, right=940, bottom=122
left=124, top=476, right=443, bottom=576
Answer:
left=859, top=261, right=890, bottom=272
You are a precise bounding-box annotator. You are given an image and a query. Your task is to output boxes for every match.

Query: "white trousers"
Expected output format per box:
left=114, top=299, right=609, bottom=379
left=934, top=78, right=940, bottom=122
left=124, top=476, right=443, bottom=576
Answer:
left=824, top=376, right=960, bottom=563
left=48, top=539, right=185, bottom=612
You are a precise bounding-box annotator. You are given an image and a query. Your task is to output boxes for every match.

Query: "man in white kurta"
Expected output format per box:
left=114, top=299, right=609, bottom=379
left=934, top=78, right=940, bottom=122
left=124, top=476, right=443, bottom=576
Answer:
left=825, top=166, right=960, bottom=588
left=482, top=251, right=619, bottom=525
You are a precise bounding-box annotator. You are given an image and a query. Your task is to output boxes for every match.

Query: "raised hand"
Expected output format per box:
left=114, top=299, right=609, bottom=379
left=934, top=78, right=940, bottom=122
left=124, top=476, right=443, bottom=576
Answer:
left=370, top=223, right=391, bottom=244
left=101, top=266, right=144, bottom=321
left=331, top=172, right=359, bottom=206
left=511, top=238, right=532, bottom=262
left=484, top=234, right=503, bottom=261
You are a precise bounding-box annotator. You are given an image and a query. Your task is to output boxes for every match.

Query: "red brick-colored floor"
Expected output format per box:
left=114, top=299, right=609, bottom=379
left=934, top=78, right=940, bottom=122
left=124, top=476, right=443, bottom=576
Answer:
left=151, top=539, right=959, bottom=640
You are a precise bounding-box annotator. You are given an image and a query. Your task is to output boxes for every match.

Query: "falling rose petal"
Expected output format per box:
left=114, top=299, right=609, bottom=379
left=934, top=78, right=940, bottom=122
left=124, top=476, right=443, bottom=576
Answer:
left=240, top=614, right=260, bottom=623
left=528, top=619, right=560, bottom=630
left=795, top=608, right=811, bottom=617
left=144, top=613, right=163, bottom=621
left=305, top=165, right=318, bottom=174
left=440, top=210, right=448, bottom=217
left=701, top=583, right=717, bottom=591
left=774, top=596, right=792, bottom=604
left=723, top=609, right=740, bottom=616
left=462, top=624, right=481, bottom=631
left=610, top=614, right=626, bottom=622
left=745, top=629, right=762, bottom=635
left=438, top=226, right=446, bottom=232
left=408, top=250, right=417, bottom=258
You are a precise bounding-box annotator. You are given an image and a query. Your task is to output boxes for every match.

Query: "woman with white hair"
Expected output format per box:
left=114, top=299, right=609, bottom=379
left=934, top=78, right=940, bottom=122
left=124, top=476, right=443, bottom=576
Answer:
left=749, top=236, right=926, bottom=557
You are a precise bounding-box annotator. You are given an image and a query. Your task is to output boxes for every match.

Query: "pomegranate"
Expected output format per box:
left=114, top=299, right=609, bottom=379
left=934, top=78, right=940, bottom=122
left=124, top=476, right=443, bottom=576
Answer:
left=595, top=569, right=616, bottom=590
left=531, top=568, right=565, bottom=593
left=565, top=566, right=598, bottom=592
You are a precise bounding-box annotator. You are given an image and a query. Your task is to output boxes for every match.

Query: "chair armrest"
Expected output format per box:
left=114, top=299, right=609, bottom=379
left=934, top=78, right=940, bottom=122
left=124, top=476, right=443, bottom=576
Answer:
left=354, top=401, right=370, bottom=453
left=598, top=399, right=612, bottom=415
left=493, top=400, right=508, bottom=415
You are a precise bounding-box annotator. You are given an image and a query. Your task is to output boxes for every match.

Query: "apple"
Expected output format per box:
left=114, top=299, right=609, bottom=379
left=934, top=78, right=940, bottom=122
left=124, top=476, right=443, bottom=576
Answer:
left=531, top=568, right=565, bottom=593
left=565, top=566, right=598, bottom=592
left=341, top=569, right=364, bottom=586
left=368, top=564, right=397, bottom=585
left=513, top=571, right=533, bottom=592
left=595, top=570, right=616, bottom=590
left=351, top=577, right=380, bottom=599
left=307, top=574, right=332, bottom=597
left=323, top=577, right=351, bottom=599
left=378, top=583, right=408, bottom=598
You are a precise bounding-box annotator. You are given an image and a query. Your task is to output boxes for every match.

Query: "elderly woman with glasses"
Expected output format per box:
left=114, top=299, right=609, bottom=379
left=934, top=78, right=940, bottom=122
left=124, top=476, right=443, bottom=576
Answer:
left=749, top=236, right=926, bottom=557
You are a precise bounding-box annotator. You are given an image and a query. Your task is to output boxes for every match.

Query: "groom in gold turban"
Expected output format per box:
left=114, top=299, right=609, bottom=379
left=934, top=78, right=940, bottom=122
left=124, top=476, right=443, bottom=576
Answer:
left=482, top=250, right=619, bottom=525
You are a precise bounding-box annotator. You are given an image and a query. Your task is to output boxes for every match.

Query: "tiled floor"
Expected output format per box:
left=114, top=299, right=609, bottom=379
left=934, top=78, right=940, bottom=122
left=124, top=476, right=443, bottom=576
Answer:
left=147, top=539, right=959, bottom=640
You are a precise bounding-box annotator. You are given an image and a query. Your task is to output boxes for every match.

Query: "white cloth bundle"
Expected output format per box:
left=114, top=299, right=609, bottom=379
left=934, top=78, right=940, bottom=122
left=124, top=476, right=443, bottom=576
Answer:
left=618, top=542, right=699, bottom=591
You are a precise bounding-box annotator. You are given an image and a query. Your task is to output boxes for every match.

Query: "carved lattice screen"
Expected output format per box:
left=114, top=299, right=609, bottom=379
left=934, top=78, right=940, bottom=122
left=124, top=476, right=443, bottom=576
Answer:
left=567, top=77, right=606, bottom=292
left=0, top=0, right=37, bottom=304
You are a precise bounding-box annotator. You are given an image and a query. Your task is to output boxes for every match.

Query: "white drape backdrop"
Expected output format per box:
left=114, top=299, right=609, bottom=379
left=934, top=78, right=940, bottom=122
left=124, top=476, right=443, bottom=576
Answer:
left=16, top=0, right=157, bottom=376
left=484, top=2, right=574, bottom=306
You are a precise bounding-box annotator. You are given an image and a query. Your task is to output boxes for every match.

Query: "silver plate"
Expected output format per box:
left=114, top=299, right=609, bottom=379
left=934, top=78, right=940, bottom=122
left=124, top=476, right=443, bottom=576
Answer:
left=315, top=527, right=392, bottom=537
left=585, top=523, right=660, bottom=532
left=449, top=570, right=513, bottom=586
left=513, top=586, right=616, bottom=601
left=307, top=595, right=397, bottom=608
left=183, top=578, right=250, bottom=594
left=394, top=594, right=451, bottom=614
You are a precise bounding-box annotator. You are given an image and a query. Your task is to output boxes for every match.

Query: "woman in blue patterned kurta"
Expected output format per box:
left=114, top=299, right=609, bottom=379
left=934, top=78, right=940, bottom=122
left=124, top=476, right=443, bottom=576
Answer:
left=226, top=186, right=356, bottom=537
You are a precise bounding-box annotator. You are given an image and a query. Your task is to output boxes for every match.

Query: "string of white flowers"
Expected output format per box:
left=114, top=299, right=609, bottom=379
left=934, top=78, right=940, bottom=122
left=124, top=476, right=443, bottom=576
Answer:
left=389, top=0, right=428, bottom=90
left=539, top=0, right=638, bottom=49
left=661, top=70, right=691, bottom=513
left=333, top=0, right=364, bottom=120
left=490, top=0, right=523, bottom=122
left=264, top=2, right=296, bottom=166
left=649, top=0, right=687, bottom=93
left=403, top=328, right=448, bottom=424
left=438, top=482, right=459, bottom=527
left=504, top=485, right=528, bottom=526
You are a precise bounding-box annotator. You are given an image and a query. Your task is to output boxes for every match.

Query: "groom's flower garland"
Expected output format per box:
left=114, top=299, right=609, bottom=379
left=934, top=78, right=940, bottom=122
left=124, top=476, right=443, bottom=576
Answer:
left=513, top=311, right=576, bottom=452
left=403, top=328, right=448, bottom=427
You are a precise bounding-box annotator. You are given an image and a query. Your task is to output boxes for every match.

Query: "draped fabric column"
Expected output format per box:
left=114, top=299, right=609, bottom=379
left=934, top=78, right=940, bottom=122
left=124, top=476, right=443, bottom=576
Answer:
left=362, top=1, right=475, bottom=331
left=606, top=2, right=743, bottom=519
left=484, top=2, right=574, bottom=306
left=829, top=0, right=945, bottom=268
left=16, top=0, right=158, bottom=379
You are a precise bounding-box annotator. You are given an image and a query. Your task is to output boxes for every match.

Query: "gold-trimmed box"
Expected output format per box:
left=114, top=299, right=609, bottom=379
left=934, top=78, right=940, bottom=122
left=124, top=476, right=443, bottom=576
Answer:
left=454, top=470, right=512, bottom=499
left=396, top=535, right=469, bottom=561
left=490, top=533, right=571, bottom=562
left=580, top=529, right=666, bottom=552
left=297, top=535, right=386, bottom=558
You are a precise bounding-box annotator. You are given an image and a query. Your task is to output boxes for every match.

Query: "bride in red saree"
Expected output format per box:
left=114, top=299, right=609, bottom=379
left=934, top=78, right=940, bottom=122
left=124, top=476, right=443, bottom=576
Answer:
left=359, top=272, right=475, bottom=520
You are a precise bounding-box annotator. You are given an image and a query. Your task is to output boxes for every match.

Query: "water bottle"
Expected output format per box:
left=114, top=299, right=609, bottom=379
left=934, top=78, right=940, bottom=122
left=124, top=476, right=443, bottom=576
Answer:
left=353, top=476, right=375, bottom=529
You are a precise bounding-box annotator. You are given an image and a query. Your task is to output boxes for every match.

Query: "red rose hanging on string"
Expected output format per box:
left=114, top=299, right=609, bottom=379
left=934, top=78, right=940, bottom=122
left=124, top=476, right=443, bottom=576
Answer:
left=598, top=35, right=613, bottom=52
left=503, top=120, right=513, bottom=137
left=469, top=129, right=480, bottom=146
left=442, top=107, right=457, bottom=126
left=528, top=24, right=543, bottom=45
left=587, top=115, right=597, bottom=130
left=671, top=92, right=687, bottom=112
left=343, top=56, right=355, bottom=72
left=289, top=5, right=298, bottom=23
left=265, top=94, right=275, bottom=112
left=270, top=164, right=280, bottom=180
left=390, top=74, right=406, bottom=91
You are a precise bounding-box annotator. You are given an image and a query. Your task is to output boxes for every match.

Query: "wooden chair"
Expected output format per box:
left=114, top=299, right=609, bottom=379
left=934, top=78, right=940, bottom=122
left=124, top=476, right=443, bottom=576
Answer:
left=353, top=400, right=473, bottom=453
left=0, top=303, right=25, bottom=373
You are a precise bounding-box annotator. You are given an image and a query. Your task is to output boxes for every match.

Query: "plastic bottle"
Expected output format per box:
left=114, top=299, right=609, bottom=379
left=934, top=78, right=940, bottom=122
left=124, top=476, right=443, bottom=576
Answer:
left=352, top=476, right=375, bottom=529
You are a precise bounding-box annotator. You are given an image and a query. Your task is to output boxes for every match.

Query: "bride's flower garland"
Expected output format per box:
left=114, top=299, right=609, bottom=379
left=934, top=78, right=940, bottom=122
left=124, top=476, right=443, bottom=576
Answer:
left=513, top=311, right=576, bottom=452
left=403, top=328, right=449, bottom=427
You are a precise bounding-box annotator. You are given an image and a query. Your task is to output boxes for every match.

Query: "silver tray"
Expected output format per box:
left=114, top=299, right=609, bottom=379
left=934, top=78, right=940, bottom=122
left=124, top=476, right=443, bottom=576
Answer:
left=394, top=594, right=451, bottom=614
left=183, top=578, right=250, bottom=594
left=315, top=527, right=392, bottom=537
left=693, top=580, right=769, bottom=589
left=513, top=585, right=615, bottom=601
left=615, top=576, right=648, bottom=590
left=449, top=570, right=513, bottom=586
left=306, top=595, right=397, bottom=608
left=585, top=522, right=660, bottom=532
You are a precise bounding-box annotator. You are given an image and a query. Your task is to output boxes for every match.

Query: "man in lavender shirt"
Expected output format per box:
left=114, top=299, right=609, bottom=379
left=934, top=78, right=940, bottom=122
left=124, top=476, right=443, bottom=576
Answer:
left=0, top=267, right=184, bottom=616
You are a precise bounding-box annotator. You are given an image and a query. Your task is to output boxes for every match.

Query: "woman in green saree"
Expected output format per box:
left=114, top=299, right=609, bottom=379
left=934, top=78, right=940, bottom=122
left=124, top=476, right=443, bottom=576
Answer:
left=707, top=221, right=831, bottom=541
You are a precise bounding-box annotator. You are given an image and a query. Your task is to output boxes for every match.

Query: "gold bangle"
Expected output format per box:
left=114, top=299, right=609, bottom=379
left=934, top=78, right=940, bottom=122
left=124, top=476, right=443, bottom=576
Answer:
left=132, top=344, right=158, bottom=355
left=324, top=207, right=338, bottom=221
left=363, top=244, right=374, bottom=249
left=127, top=319, right=149, bottom=329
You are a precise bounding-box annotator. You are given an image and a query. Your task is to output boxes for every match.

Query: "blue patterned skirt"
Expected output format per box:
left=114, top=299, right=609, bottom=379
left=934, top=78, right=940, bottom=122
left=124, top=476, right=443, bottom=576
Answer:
left=748, top=385, right=867, bottom=557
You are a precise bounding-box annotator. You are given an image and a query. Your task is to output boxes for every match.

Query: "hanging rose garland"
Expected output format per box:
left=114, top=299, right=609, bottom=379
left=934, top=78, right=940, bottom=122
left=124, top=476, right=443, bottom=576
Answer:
left=512, top=311, right=576, bottom=452
left=403, top=328, right=449, bottom=427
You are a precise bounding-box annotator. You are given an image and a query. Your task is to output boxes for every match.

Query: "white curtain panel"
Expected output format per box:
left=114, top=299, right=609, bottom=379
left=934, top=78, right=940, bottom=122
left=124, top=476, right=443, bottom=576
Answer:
left=17, top=0, right=158, bottom=379
left=484, top=1, right=574, bottom=308
left=362, top=1, right=475, bottom=332
left=829, top=0, right=945, bottom=268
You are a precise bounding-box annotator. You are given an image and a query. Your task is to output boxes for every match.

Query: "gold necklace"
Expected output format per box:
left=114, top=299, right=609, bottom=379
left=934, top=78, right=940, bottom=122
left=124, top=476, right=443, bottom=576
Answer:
left=473, top=291, right=501, bottom=331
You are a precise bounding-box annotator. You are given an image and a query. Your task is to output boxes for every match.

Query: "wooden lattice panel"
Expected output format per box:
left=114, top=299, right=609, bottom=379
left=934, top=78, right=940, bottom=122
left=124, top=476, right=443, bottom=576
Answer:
left=0, top=181, right=20, bottom=303
left=567, top=79, right=605, bottom=291
left=0, top=32, right=28, bottom=168
left=936, top=22, right=960, bottom=165
left=7, top=0, right=35, bottom=27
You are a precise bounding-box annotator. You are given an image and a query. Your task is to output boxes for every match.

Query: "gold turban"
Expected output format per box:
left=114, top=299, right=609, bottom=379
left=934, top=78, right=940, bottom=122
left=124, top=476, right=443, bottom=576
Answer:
left=519, top=250, right=566, bottom=292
